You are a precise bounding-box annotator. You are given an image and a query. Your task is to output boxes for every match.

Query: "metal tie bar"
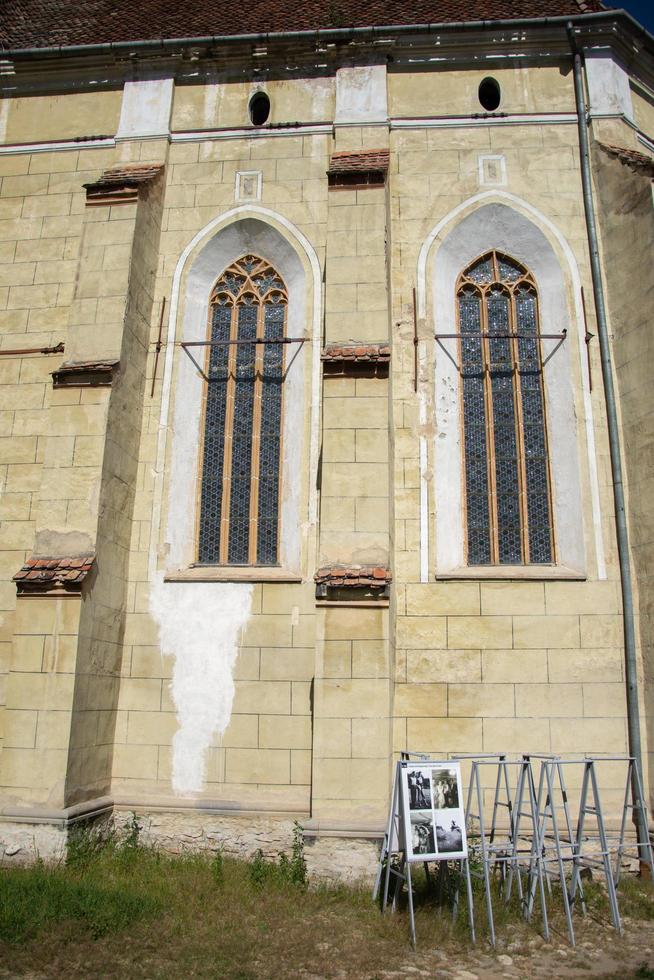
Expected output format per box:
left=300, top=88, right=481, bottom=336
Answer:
left=434, top=330, right=567, bottom=340
left=180, top=337, right=306, bottom=347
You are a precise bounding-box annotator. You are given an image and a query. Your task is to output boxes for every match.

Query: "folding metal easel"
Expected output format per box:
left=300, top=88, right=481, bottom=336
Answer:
left=584, top=755, right=654, bottom=886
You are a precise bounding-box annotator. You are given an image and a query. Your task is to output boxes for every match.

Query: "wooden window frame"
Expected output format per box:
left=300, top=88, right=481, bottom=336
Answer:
left=456, top=250, right=555, bottom=566
left=196, top=255, right=287, bottom=567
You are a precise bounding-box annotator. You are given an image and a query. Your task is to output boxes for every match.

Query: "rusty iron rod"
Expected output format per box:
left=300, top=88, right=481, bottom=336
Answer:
left=0, top=342, right=64, bottom=356
left=412, top=287, right=418, bottom=393
left=150, top=297, right=166, bottom=398
left=581, top=286, right=594, bottom=393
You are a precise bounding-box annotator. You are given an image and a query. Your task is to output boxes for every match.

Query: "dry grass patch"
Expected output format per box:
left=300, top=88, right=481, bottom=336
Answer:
left=1, top=825, right=653, bottom=979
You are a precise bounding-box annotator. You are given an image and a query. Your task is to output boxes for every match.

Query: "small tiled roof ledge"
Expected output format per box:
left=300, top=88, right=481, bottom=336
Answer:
left=13, top=554, right=95, bottom=596
left=52, top=359, right=119, bottom=388
left=327, top=149, right=389, bottom=188
left=597, top=143, right=654, bottom=179
left=83, top=163, right=164, bottom=206
left=321, top=343, right=390, bottom=377
left=314, top=564, right=391, bottom=599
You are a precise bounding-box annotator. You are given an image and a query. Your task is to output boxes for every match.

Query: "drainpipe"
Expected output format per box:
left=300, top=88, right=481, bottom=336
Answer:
left=568, top=24, right=650, bottom=861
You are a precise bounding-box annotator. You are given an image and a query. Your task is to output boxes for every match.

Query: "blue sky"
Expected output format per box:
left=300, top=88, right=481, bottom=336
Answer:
left=617, top=1, right=654, bottom=35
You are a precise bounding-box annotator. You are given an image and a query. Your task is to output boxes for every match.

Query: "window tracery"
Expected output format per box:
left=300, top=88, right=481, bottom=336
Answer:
left=457, top=251, right=553, bottom=565
left=198, top=255, right=287, bottom=566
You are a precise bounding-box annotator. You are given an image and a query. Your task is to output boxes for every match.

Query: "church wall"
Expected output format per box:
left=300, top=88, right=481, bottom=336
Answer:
left=0, top=45, right=651, bottom=862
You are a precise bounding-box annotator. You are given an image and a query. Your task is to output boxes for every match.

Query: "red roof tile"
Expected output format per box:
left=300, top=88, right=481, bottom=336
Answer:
left=0, top=1, right=605, bottom=51
left=598, top=143, right=654, bottom=179
left=85, top=164, right=164, bottom=187
left=321, top=343, right=390, bottom=363
left=314, top=564, right=392, bottom=588
left=328, top=150, right=390, bottom=175
left=13, top=554, right=95, bottom=595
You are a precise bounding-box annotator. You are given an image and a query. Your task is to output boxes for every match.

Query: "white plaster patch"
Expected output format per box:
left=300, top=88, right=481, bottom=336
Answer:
left=117, top=78, right=174, bottom=139
left=585, top=50, right=634, bottom=122
left=0, top=98, right=10, bottom=144
left=149, top=572, right=253, bottom=795
left=202, top=83, right=220, bottom=128
left=335, top=65, right=388, bottom=124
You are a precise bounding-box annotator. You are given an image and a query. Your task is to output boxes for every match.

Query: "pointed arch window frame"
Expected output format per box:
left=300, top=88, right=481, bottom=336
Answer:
left=455, top=250, right=556, bottom=567
left=195, top=254, right=297, bottom=567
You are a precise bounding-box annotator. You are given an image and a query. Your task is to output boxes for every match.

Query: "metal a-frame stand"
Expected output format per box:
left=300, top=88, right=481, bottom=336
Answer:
left=588, top=755, right=654, bottom=888
left=526, top=756, right=587, bottom=945
left=465, top=756, right=549, bottom=946
left=567, top=756, right=654, bottom=914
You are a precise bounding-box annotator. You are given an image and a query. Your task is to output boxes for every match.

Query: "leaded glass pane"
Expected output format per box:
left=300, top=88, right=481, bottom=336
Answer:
left=459, top=292, right=492, bottom=564
left=466, top=256, right=493, bottom=284
left=257, top=303, right=284, bottom=565
left=228, top=303, right=257, bottom=564
left=198, top=304, right=232, bottom=563
left=497, top=256, right=524, bottom=282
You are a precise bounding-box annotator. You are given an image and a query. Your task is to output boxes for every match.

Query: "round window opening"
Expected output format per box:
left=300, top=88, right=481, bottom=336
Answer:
left=249, top=92, right=271, bottom=126
left=478, top=77, right=501, bottom=112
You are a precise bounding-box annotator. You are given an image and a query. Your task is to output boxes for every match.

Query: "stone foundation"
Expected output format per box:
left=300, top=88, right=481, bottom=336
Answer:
left=1, top=805, right=382, bottom=885
left=0, top=821, right=67, bottom=866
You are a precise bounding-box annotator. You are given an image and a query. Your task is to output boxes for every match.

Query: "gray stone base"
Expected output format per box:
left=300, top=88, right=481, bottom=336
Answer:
left=1, top=801, right=382, bottom=884
left=0, top=820, right=67, bottom=865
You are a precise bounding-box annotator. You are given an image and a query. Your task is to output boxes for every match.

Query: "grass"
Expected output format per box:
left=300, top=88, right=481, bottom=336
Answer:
left=1, top=824, right=653, bottom=979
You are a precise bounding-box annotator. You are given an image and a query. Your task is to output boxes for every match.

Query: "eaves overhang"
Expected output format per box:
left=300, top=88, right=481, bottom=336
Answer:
left=1, top=10, right=653, bottom=88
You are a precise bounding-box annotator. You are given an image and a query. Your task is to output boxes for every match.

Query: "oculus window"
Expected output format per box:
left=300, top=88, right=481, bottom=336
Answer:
left=457, top=251, right=553, bottom=565
left=198, top=255, right=287, bottom=566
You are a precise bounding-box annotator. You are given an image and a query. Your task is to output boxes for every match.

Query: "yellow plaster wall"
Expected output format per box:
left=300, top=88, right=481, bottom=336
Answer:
left=2, top=91, right=122, bottom=144
left=630, top=84, right=654, bottom=139
left=388, top=62, right=575, bottom=118
left=171, top=77, right=336, bottom=131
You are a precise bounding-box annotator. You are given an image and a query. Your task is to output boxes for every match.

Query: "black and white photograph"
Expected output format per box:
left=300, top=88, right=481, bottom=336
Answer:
left=410, top=810, right=436, bottom=857
left=431, top=767, right=460, bottom=810
left=406, top=768, right=432, bottom=811
left=435, top=810, right=464, bottom=855
left=400, top=760, right=468, bottom=862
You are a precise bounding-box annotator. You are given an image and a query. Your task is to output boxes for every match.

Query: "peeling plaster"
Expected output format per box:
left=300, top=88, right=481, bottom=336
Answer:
left=150, top=572, right=253, bottom=795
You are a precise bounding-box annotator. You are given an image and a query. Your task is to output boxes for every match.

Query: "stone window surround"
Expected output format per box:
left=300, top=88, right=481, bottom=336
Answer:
left=158, top=212, right=320, bottom=583
left=422, top=198, right=592, bottom=582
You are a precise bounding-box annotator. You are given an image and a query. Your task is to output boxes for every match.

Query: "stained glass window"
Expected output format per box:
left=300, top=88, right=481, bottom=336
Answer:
left=457, top=251, right=553, bottom=565
left=198, top=255, right=287, bottom=565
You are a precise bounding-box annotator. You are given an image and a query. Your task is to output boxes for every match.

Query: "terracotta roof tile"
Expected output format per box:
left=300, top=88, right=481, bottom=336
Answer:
left=13, top=554, right=95, bottom=595
left=52, top=359, right=119, bottom=387
left=598, top=143, right=654, bottom=179
left=0, top=1, right=606, bottom=51
left=84, top=164, right=164, bottom=205
left=314, top=564, right=392, bottom=589
left=321, top=343, right=390, bottom=363
left=85, top=164, right=165, bottom=187
left=328, top=150, right=390, bottom=175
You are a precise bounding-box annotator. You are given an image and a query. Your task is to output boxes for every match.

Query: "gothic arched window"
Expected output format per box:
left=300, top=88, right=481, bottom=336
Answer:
left=457, top=251, right=553, bottom=565
left=198, top=255, right=287, bottom=566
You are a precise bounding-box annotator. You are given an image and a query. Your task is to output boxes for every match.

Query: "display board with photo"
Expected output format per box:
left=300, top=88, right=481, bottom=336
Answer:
left=400, top=761, right=467, bottom=862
